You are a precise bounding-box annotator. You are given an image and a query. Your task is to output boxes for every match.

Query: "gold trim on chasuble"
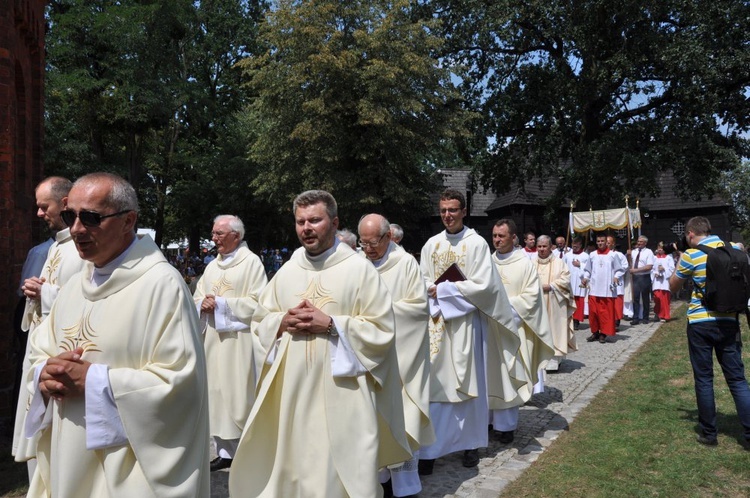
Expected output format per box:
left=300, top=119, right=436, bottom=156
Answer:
left=211, top=275, right=234, bottom=296
left=45, top=249, right=62, bottom=286
left=428, top=241, right=467, bottom=360
left=59, top=311, right=101, bottom=353
left=297, top=277, right=337, bottom=369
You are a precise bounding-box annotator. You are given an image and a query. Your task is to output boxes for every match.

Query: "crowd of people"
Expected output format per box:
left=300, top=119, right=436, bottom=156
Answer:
left=11, top=175, right=750, bottom=497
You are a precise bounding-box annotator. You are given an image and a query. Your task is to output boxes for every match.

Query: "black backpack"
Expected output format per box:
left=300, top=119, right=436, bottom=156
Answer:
left=696, top=241, right=750, bottom=315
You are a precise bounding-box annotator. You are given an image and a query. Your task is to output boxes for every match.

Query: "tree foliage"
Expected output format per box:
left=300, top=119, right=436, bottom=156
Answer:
left=238, top=0, right=472, bottom=229
left=433, top=0, right=750, bottom=211
left=44, top=0, right=267, bottom=249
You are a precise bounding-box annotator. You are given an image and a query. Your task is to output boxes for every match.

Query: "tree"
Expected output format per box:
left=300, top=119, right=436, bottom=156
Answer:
left=722, top=160, right=750, bottom=241
left=238, top=0, right=472, bottom=228
left=44, top=0, right=267, bottom=250
left=433, top=0, right=750, bottom=211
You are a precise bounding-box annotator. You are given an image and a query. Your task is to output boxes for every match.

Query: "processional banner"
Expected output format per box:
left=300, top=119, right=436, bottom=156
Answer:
left=569, top=208, right=641, bottom=237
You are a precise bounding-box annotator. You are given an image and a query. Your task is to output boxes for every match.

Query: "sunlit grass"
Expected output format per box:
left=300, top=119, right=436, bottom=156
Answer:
left=502, top=304, right=750, bottom=497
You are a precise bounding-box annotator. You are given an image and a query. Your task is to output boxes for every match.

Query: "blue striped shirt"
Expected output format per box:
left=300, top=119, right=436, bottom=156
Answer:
left=675, top=235, right=738, bottom=323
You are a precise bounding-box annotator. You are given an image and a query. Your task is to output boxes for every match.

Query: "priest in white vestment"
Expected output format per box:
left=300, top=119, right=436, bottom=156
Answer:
left=534, top=236, right=576, bottom=370
left=418, top=190, right=523, bottom=473
left=14, top=177, right=85, bottom=479
left=229, top=190, right=410, bottom=498
left=490, top=220, right=554, bottom=443
left=359, top=214, right=434, bottom=497
left=194, top=214, right=267, bottom=472
left=24, top=173, right=209, bottom=498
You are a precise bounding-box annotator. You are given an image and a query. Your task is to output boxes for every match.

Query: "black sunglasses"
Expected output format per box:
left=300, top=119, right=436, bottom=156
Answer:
left=61, top=209, right=131, bottom=228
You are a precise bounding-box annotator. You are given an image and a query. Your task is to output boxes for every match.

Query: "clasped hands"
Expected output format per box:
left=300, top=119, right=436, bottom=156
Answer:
left=22, top=276, right=46, bottom=300
left=200, top=294, right=217, bottom=314
left=39, top=347, right=91, bottom=403
left=278, top=299, right=330, bottom=337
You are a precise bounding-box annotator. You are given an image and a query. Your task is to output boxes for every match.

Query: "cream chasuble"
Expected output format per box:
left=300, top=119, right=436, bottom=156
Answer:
left=375, top=242, right=435, bottom=450
left=26, top=235, right=209, bottom=498
left=534, top=254, right=577, bottom=356
left=194, top=242, right=267, bottom=440
left=491, top=250, right=554, bottom=407
left=229, top=243, right=410, bottom=498
left=14, top=228, right=85, bottom=462
left=420, top=228, right=524, bottom=407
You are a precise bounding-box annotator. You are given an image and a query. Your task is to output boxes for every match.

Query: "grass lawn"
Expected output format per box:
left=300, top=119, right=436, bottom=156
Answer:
left=502, top=304, right=750, bottom=497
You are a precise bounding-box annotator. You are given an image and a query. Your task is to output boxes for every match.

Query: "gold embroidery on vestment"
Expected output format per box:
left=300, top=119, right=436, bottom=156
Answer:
left=45, top=249, right=62, bottom=286
left=60, top=311, right=101, bottom=353
left=211, top=275, right=233, bottom=296
left=297, top=277, right=337, bottom=369
left=429, top=315, right=445, bottom=359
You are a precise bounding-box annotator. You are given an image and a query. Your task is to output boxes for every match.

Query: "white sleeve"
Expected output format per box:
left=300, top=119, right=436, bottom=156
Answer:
left=329, top=316, right=368, bottom=377
left=436, top=281, right=477, bottom=320
left=39, top=282, right=61, bottom=316
left=85, top=363, right=128, bottom=450
left=266, top=317, right=367, bottom=377
left=213, top=296, right=248, bottom=332
left=25, top=363, right=53, bottom=438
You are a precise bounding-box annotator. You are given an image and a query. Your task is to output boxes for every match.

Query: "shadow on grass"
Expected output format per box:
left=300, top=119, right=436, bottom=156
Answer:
left=677, top=407, right=750, bottom=448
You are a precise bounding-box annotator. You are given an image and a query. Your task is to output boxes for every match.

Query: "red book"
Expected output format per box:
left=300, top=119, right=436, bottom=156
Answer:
left=435, top=263, right=467, bottom=284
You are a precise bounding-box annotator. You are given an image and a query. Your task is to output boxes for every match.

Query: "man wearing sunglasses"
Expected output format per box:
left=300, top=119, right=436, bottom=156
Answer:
left=14, top=177, right=85, bottom=480
left=193, top=214, right=267, bottom=472
left=23, top=173, right=209, bottom=497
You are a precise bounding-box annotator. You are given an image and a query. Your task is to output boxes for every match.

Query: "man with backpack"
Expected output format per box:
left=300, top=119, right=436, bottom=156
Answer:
left=669, top=216, right=750, bottom=448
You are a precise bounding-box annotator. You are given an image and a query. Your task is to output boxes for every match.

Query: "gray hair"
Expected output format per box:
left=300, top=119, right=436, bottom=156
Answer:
left=537, top=235, right=552, bottom=246
left=336, top=229, right=357, bottom=248
left=214, top=214, right=245, bottom=240
left=638, top=235, right=649, bottom=243
left=38, top=176, right=73, bottom=202
left=389, top=223, right=403, bottom=243
left=74, top=173, right=139, bottom=213
left=293, top=190, right=337, bottom=219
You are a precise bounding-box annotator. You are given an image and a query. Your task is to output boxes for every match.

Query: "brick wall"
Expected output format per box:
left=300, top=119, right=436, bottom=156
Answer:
left=0, top=0, right=46, bottom=416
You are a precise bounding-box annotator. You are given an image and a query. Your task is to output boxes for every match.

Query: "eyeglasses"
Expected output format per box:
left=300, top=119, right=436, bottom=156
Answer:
left=61, top=209, right=131, bottom=228
left=211, top=230, right=237, bottom=238
left=358, top=233, right=387, bottom=248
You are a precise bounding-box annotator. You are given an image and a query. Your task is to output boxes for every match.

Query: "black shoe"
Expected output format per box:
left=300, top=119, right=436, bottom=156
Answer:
left=586, top=332, right=601, bottom=342
left=462, top=449, right=479, bottom=468
left=498, top=430, right=514, bottom=444
left=210, top=456, right=232, bottom=471
left=696, top=435, right=718, bottom=446
left=418, top=458, right=435, bottom=475
left=630, top=319, right=640, bottom=325
left=573, top=320, right=580, bottom=330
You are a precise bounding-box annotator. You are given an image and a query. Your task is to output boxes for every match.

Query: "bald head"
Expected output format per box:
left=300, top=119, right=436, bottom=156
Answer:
left=35, top=176, right=73, bottom=232
left=358, top=214, right=391, bottom=261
